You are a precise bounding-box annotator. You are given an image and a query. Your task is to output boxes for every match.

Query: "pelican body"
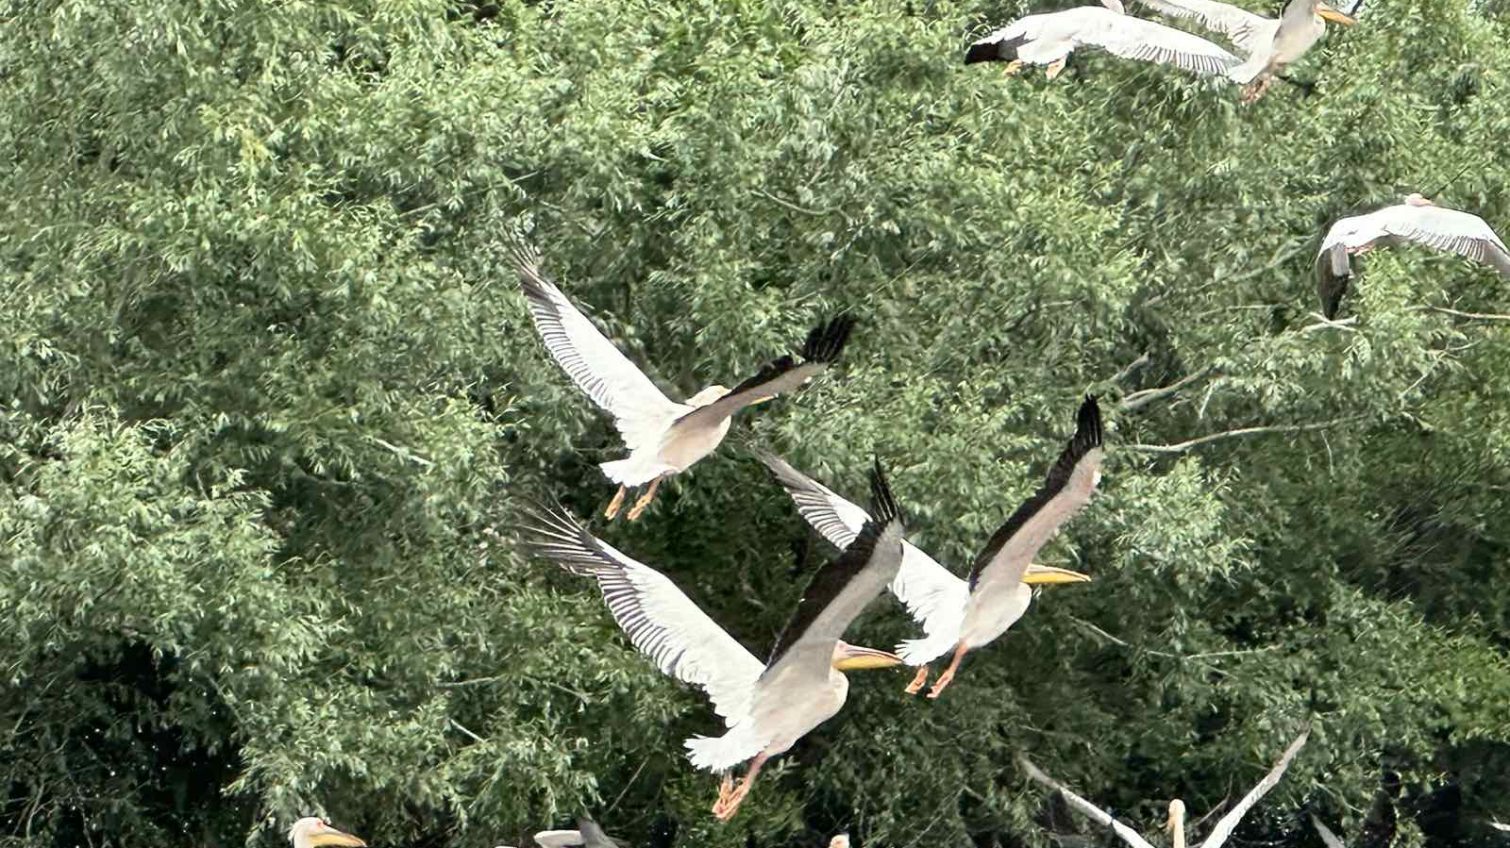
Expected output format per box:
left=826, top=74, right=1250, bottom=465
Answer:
left=513, top=245, right=854, bottom=521
left=522, top=463, right=906, bottom=820
left=762, top=396, right=1103, bottom=698
left=965, top=0, right=1240, bottom=80
left=533, top=816, right=625, bottom=848
left=1316, top=193, right=1510, bottom=319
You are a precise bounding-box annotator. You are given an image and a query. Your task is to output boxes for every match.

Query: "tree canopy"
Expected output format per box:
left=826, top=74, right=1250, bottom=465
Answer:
left=3, top=0, right=1509, bottom=846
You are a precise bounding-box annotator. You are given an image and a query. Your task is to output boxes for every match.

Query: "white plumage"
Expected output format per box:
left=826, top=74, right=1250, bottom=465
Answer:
left=965, top=4, right=1240, bottom=79
left=1316, top=194, right=1510, bottom=319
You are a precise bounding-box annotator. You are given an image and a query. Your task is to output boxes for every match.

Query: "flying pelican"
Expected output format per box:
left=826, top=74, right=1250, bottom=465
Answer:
left=1020, top=729, right=1310, bottom=848
left=521, top=462, right=905, bottom=821
left=533, top=816, right=625, bottom=848
left=762, top=396, right=1101, bottom=699
left=1315, top=193, right=1510, bottom=319
left=287, top=818, right=366, bottom=848
left=1133, top=0, right=1356, bottom=101
left=964, top=0, right=1241, bottom=80
left=513, top=246, right=855, bottom=521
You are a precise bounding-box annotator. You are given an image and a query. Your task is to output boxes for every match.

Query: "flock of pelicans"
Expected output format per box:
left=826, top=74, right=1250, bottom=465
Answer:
left=280, top=0, right=1510, bottom=844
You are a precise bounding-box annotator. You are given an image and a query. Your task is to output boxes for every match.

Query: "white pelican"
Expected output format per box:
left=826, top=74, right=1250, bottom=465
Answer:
left=1133, top=0, right=1355, bottom=101
left=533, top=817, right=624, bottom=848
left=762, top=396, right=1101, bottom=699
left=964, top=0, right=1241, bottom=80
left=513, top=247, right=855, bottom=521
left=1020, top=729, right=1310, bottom=848
left=288, top=818, right=366, bottom=848
left=521, top=463, right=905, bottom=821
left=1315, top=193, right=1510, bottom=319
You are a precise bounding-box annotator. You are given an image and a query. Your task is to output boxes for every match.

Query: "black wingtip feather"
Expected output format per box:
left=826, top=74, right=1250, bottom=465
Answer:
left=1075, top=396, right=1104, bottom=450
left=801, top=314, right=857, bottom=364
left=965, top=32, right=1024, bottom=65
left=867, top=459, right=902, bottom=527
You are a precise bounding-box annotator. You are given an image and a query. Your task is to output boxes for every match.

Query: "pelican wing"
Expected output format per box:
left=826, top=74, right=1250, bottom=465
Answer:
left=520, top=505, right=764, bottom=724
left=1380, top=204, right=1510, bottom=274
left=1311, top=817, right=1345, bottom=848
left=1075, top=11, right=1242, bottom=75
left=533, top=832, right=584, bottom=848
left=968, top=397, right=1104, bottom=592
left=764, top=462, right=906, bottom=673
left=513, top=248, right=689, bottom=454
left=757, top=451, right=969, bottom=651
left=1017, top=754, right=1159, bottom=848
left=1131, top=0, right=1271, bottom=53
left=1197, top=729, right=1310, bottom=848
left=670, top=315, right=855, bottom=436
left=576, top=818, right=624, bottom=848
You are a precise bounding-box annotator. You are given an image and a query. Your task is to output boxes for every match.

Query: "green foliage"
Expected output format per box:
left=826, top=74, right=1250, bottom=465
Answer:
left=3, top=0, right=1509, bottom=846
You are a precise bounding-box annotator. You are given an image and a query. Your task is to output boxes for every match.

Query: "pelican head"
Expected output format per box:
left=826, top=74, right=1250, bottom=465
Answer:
left=832, top=641, right=904, bottom=671
left=685, top=385, right=732, bottom=407
left=1166, top=800, right=1187, bottom=848
left=829, top=835, right=852, bottom=848
left=1403, top=192, right=1435, bottom=207
left=1022, top=564, right=1093, bottom=586
left=1100, top=0, right=1127, bottom=11
left=1314, top=1, right=1357, bottom=24
left=289, top=818, right=367, bottom=848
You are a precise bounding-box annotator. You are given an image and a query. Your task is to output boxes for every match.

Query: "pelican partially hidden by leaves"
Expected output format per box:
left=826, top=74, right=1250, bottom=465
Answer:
left=513, top=245, right=855, bottom=521
left=965, top=0, right=1240, bottom=80
left=1316, top=193, right=1510, bottom=319
left=1133, top=0, right=1356, bottom=101
left=762, top=396, right=1102, bottom=699
left=521, top=462, right=905, bottom=821
left=288, top=819, right=366, bottom=848
left=532, top=816, right=626, bottom=848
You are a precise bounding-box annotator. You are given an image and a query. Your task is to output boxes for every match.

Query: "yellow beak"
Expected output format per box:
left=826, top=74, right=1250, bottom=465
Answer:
left=833, top=644, right=904, bottom=671
left=1316, top=4, right=1357, bottom=24
left=310, top=830, right=367, bottom=848
left=1021, top=564, right=1092, bottom=585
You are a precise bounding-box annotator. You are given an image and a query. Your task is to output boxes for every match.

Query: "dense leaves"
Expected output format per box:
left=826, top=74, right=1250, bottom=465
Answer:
left=2, top=0, right=1508, bottom=846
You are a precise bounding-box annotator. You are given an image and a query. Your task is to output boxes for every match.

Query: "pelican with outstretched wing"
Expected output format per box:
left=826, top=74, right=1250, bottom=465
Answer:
left=521, top=463, right=905, bottom=820
left=532, top=816, right=625, bottom=848
left=762, top=396, right=1102, bottom=699
left=513, top=246, right=854, bottom=521
left=288, top=819, right=366, bottom=848
left=1316, top=193, right=1510, bottom=319
left=965, top=0, right=1240, bottom=80
left=1132, top=0, right=1355, bottom=101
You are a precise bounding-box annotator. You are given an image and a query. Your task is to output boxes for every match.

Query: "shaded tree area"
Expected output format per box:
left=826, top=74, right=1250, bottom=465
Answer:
left=2, top=0, right=1508, bottom=846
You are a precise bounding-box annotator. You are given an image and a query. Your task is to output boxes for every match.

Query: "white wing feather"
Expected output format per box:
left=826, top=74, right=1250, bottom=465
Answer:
left=523, top=507, right=764, bottom=725
left=1197, top=730, right=1310, bottom=848
left=533, top=832, right=584, bottom=848
left=1075, top=12, right=1242, bottom=75
left=514, top=253, right=690, bottom=454
left=1131, top=0, right=1271, bottom=53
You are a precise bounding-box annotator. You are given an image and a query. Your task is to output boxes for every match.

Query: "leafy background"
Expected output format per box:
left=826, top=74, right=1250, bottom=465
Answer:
left=2, top=0, right=1508, bottom=846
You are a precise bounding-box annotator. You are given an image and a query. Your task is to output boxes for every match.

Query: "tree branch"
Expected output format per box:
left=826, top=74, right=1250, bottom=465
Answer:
left=1419, top=305, right=1510, bottom=322
left=1107, top=352, right=1152, bottom=386
left=1123, top=418, right=1356, bottom=455
left=1017, top=754, right=1159, bottom=848
left=1119, top=366, right=1216, bottom=413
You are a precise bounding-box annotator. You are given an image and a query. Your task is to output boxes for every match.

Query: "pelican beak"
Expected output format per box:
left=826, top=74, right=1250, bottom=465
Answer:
left=1021, top=565, right=1092, bottom=585
left=310, top=828, right=367, bottom=848
left=1316, top=4, right=1357, bottom=24
left=833, top=644, right=904, bottom=671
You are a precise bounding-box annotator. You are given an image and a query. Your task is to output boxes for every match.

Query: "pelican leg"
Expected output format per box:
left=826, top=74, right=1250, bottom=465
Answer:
left=711, top=772, right=736, bottom=818
left=926, top=643, right=968, bottom=700
left=1240, top=76, right=1273, bottom=104
left=1045, top=57, right=1067, bottom=80
left=714, top=753, right=768, bottom=822
left=1003, top=59, right=1025, bottom=76
left=626, top=477, right=663, bottom=521
left=904, top=665, right=930, bottom=695
left=604, top=486, right=627, bottom=520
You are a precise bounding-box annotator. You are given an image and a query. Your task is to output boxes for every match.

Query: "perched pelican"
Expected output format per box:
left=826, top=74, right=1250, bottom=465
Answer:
left=288, top=818, right=366, bottom=848
left=533, top=816, right=625, bottom=848
left=1133, top=0, right=1355, bottom=101
left=521, top=463, right=905, bottom=821
left=762, top=396, right=1101, bottom=699
left=964, top=0, right=1241, bottom=80
left=1315, top=193, right=1510, bottom=319
left=1020, top=729, right=1310, bottom=848
left=513, top=246, right=855, bottom=521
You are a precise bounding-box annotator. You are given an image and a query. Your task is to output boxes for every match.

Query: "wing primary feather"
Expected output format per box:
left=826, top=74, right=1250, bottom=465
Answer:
left=722, top=314, right=857, bottom=398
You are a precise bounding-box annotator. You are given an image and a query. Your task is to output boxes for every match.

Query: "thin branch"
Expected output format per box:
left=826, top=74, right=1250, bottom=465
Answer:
left=1107, top=352, right=1152, bottom=386
left=1419, top=305, right=1510, bottom=322
left=1123, top=418, right=1357, bottom=455
left=367, top=436, right=436, bottom=467
left=1120, top=366, right=1216, bottom=413
left=1017, top=754, right=1159, bottom=848
left=1311, top=816, right=1346, bottom=848
left=448, top=718, right=488, bottom=745
left=751, top=188, right=833, bottom=217
left=1300, top=314, right=1359, bottom=332
left=1197, top=729, right=1310, bottom=848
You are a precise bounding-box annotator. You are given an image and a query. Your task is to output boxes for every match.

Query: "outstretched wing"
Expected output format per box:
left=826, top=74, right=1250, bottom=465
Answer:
left=757, top=451, right=969, bottom=649
left=1131, top=0, right=1271, bottom=53
left=1197, top=730, right=1310, bottom=848
left=1078, top=13, right=1242, bottom=76
left=513, top=247, right=689, bottom=454
left=969, top=397, right=1104, bottom=592
left=519, top=505, right=764, bottom=724
left=670, top=315, right=856, bottom=435
left=1379, top=205, right=1510, bottom=276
